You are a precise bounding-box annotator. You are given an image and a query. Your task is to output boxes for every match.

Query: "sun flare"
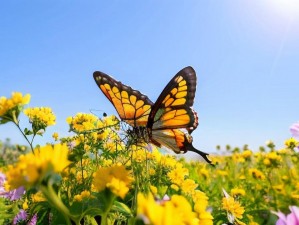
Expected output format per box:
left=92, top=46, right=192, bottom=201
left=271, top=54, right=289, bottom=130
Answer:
left=269, top=0, right=299, bottom=17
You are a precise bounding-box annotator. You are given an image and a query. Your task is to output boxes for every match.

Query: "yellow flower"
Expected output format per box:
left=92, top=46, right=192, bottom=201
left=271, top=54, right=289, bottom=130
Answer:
left=241, top=150, right=252, bottom=159
left=137, top=193, right=200, bottom=225
left=239, top=175, right=246, bottom=180
left=150, top=185, right=158, bottom=195
left=285, top=137, right=299, bottom=149
left=74, top=190, right=92, bottom=202
left=102, top=114, right=119, bottom=127
left=106, top=177, right=130, bottom=199
left=249, top=168, right=265, bottom=180
left=23, top=199, right=28, bottom=210
left=76, top=170, right=88, bottom=184
left=263, top=151, right=281, bottom=166
left=272, top=184, right=285, bottom=194
left=170, top=184, right=179, bottom=191
left=6, top=144, right=70, bottom=189
left=0, top=92, right=30, bottom=123
left=167, top=164, right=189, bottom=185
left=24, top=107, right=56, bottom=133
left=67, top=113, right=104, bottom=132
left=198, top=167, right=209, bottom=179
left=222, top=196, right=245, bottom=219
left=231, top=188, right=246, bottom=197
left=103, top=140, right=125, bottom=153
left=180, top=178, right=198, bottom=195
left=216, top=170, right=228, bottom=177
left=31, top=191, right=46, bottom=202
left=92, top=165, right=133, bottom=199
left=52, top=132, right=59, bottom=141
left=263, top=158, right=271, bottom=166
left=247, top=215, right=259, bottom=225
left=192, top=190, right=213, bottom=225
left=198, top=212, right=213, bottom=225
left=291, top=192, right=299, bottom=200
left=193, top=190, right=209, bottom=213
left=232, top=153, right=245, bottom=163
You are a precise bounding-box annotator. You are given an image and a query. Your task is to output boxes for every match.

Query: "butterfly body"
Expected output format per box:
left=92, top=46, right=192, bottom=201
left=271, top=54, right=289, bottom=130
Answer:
left=93, top=67, right=211, bottom=164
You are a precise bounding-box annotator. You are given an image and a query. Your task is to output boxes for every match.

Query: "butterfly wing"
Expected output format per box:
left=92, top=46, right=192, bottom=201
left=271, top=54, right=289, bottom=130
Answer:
left=151, top=128, right=211, bottom=163
left=147, top=66, right=198, bottom=131
left=148, top=67, right=211, bottom=163
left=93, top=71, right=153, bottom=127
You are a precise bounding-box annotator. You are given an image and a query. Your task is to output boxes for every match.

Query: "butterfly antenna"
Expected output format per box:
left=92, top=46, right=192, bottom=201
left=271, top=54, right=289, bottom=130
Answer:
left=188, top=145, right=213, bottom=165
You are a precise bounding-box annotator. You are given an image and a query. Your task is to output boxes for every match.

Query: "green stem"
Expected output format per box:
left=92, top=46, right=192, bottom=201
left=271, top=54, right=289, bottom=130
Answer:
left=40, top=183, right=80, bottom=225
left=101, top=191, right=116, bottom=225
left=80, top=156, right=85, bottom=185
left=12, top=120, right=35, bottom=153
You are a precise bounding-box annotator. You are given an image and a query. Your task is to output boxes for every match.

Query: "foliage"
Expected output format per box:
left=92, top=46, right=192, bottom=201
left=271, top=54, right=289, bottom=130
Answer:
left=0, top=92, right=298, bottom=225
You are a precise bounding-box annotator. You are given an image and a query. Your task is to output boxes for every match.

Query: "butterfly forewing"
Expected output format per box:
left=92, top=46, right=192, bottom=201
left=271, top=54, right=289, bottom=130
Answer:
left=147, top=66, right=198, bottom=131
left=93, top=71, right=153, bottom=127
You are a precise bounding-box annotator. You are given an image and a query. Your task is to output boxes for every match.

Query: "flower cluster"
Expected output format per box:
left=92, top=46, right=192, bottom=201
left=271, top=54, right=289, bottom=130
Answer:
left=6, top=144, right=70, bottom=189
left=67, top=113, right=103, bottom=132
left=137, top=193, right=203, bottom=225
left=24, top=107, right=56, bottom=133
left=0, top=92, right=30, bottom=123
left=92, top=164, right=133, bottom=199
left=222, top=189, right=245, bottom=224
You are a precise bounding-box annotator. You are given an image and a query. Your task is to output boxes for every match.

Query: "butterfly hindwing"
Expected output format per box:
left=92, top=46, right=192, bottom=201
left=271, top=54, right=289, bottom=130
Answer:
left=151, top=128, right=211, bottom=163
left=151, top=129, right=188, bottom=153
left=147, top=66, right=198, bottom=131
left=93, top=71, right=153, bottom=127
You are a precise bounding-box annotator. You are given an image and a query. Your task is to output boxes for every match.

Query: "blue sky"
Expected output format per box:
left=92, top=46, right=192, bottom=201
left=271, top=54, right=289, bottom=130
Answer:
left=1, top=1, right=299, bottom=155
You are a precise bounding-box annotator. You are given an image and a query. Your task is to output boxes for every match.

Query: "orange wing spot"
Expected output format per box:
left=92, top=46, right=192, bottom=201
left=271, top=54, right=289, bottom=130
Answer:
left=174, top=130, right=185, bottom=148
left=161, top=110, right=176, bottom=120
left=130, top=95, right=137, bottom=105
left=162, top=94, right=171, bottom=104
left=174, top=115, right=190, bottom=122
left=178, top=80, right=186, bottom=87
left=175, top=91, right=187, bottom=98
left=162, top=116, right=190, bottom=127
left=136, top=108, right=146, bottom=117
left=143, top=104, right=151, bottom=112
left=111, top=98, right=125, bottom=117
left=122, top=98, right=130, bottom=104
left=99, top=86, right=111, bottom=99
left=121, top=91, right=129, bottom=99
left=107, top=89, right=114, bottom=97
left=115, top=92, right=121, bottom=99
left=165, top=98, right=174, bottom=107
left=112, top=86, right=119, bottom=94
left=123, top=104, right=136, bottom=118
left=178, top=85, right=187, bottom=91
left=170, top=88, right=177, bottom=96
left=176, top=109, right=187, bottom=116
left=136, top=100, right=144, bottom=109
left=175, top=76, right=183, bottom=83
left=104, top=84, right=111, bottom=90
left=172, top=98, right=186, bottom=106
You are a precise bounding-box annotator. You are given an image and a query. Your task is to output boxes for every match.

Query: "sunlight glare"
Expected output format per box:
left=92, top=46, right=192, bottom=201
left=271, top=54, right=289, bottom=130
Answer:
left=269, top=0, right=299, bottom=18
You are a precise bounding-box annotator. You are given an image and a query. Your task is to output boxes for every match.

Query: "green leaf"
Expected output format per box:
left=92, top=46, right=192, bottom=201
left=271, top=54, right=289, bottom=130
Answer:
left=111, top=201, right=133, bottom=217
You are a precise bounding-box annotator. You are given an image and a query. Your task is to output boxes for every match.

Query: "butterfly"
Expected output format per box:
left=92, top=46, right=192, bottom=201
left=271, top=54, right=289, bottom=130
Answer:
left=93, top=66, right=212, bottom=164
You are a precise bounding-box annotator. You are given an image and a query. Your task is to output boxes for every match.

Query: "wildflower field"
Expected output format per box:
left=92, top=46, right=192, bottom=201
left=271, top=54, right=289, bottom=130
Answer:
left=1, top=92, right=299, bottom=225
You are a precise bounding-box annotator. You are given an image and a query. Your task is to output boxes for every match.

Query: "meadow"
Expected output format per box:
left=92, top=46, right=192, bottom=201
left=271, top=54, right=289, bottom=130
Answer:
left=0, top=92, right=299, bottom=225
